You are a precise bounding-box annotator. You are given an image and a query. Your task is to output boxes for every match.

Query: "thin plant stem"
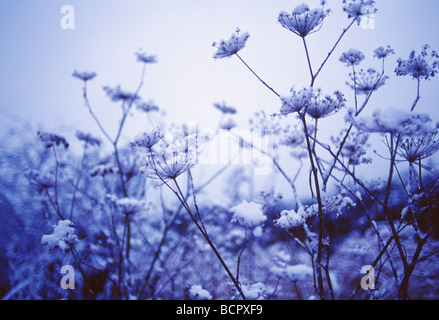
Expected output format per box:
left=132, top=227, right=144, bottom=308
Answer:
left=235, top=53, right=280, bottom=97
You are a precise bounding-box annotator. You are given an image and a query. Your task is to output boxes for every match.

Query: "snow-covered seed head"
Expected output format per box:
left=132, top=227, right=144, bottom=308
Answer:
left=72, top=70, right=97, bottom=82
left=212, top=28, right=250, bottom=59
left=130, top=129, right=163, bottom=149
left=342, top=0, right=376, bottom=24
left=278, top=2, right=330, bottom=37
left=346, top=68, right=388, bottom=95
left=339, top=49, right=365, bottom=66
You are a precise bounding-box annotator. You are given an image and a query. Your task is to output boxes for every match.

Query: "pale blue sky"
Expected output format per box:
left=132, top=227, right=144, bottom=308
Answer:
left=1, top=0, right=438, bottom=199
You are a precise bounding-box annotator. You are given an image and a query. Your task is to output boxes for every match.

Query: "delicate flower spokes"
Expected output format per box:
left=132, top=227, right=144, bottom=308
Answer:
left=278, top=2, right=330, bottom=37
left=305, top=88, right=346, bottom=119
left=373, top=45, right=395, bottom=60
left=212, top=28, right=250, bottom=59
left=347, top=68, right=388, bottom=95
left=130, top=129, right=163, bottom=149
left=397, top=133, right=439, bottom=162
left=342, top=0, right=376, bottom=23
left=395, top=44, right=439, bottom=80
left=339, top=49, right=365, bottom=66
left=279, top=87, right=313, bottom=115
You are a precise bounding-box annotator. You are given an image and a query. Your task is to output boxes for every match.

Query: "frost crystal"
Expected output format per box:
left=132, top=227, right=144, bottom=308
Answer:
left=278, top=2, right=329, bottom=37
left=229, top=200, right=266, bottom=228
left=41, top=220, right=78, bottom=253
left=212, top=28, right=250, bottom=59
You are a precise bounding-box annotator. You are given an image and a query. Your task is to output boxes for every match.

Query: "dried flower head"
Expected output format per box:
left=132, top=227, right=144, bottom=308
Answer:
left=339, top=49, right=365, bottom=66
left=103, top=85, right=139, bottom=103
left=279, top=87, right=313, bottom=116
left=278, top=2, right=330, bottom=37
left=136, top=100, right=159, bottom=113
left=72, top=70, right=97, bottom=82
left=397, top=133, right=439, bottom=162
left=135, top=50, right=157, bottom=64
left=130, top=129, right=163, bottom=149
left=395, top=44, right=439, bottom=80
left=305, top=88, right=346, bottom=119
left=140, top=127, right=199, bottom=181
left=213, top=102, right=237, bottom=114
left=37, top=131, right=69, bottom=149
left=373, top=45, right=395, bottom=60
left=76, top=131, right=101, bottom=147
left=342, top=0, right=376, bottom=24
left=212, top=28, right=250, bottom=59
left=331, top=129, right=371, bottom=165
left=347, top=68, right=388, bottom=95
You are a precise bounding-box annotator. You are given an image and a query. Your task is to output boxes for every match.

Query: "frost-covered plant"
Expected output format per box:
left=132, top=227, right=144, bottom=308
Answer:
left=212, top=28, right=250, bottom=59
left=278, top=2, right=330, bottom=38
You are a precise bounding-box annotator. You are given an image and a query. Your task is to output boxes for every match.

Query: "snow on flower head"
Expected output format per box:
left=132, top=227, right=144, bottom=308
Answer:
left=72, top=70, right=97, bottom=82
left=347, top=107, right=439, bottom=136
left=275, top=209, right=306, bottom=229
left=187, top=285, right=212, bottom=300
left=229, top=200, right=266, bottom=228
left=109, top=196, right=147, bottom=215
left=305, top=88, right=346, bottom=119
left=342, top=0, right=376, bottom=24
left=278, top=2, right=329, bottom=37
left=339, top=49, right=365, bottom=66
left=212, top=28, right=250, bottom=59
left=140, top=125, right=201, bottom=181
left=130, top=129, right=163, bottom=149
left=373, top=45, right=395, bottom=60
left=41, top=220, right=78, bottom=253
left=347, top=68, right=388, bottom=95
left=279, top=87, right=313, bottom=115
left=395, top=44, right=439, bottom=80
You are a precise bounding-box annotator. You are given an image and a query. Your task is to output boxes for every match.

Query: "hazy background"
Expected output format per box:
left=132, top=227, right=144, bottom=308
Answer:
left=1, top=0, right=438, bottom=200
